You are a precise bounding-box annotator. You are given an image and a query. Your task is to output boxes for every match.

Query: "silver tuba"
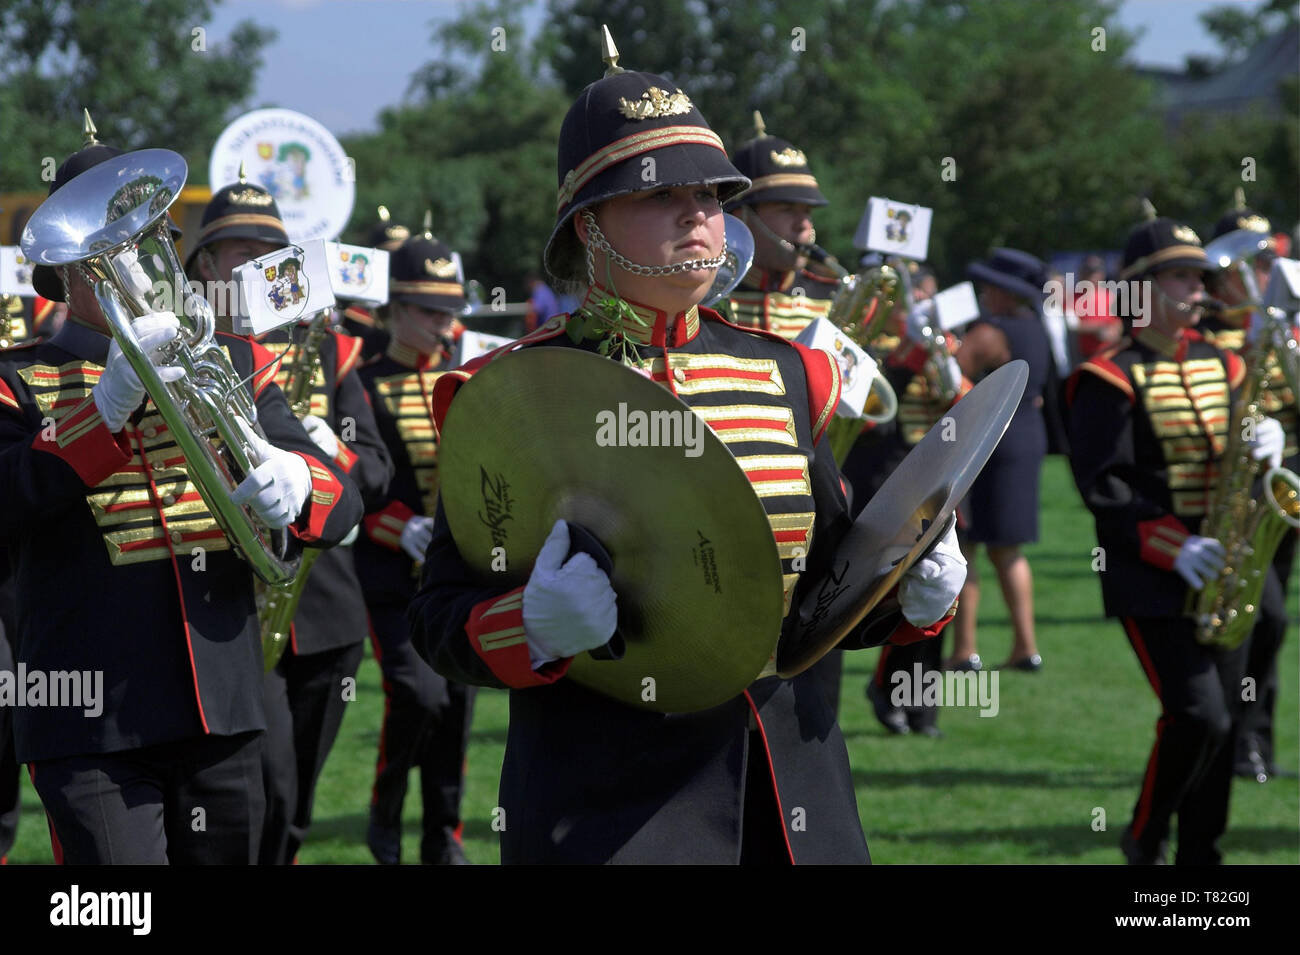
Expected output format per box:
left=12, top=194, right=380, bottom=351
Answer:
left=703, top=213, right=755, bottom=307
left=21, top=148, right=300, bottom=585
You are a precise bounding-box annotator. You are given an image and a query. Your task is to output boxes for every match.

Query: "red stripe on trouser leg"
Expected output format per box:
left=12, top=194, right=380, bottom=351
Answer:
left=1122, top=617, right=1165, bottom=840
left=367, top=615, right=392, bottom=806
left=874, top=645, right=893, bottom=688
left=27, top=764, right=64, bottom=865
left=743, top=690, right=796, bottom=865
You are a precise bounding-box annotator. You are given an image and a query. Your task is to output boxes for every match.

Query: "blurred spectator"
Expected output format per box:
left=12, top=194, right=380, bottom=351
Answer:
left=1040, top=268, right=1075, bottom=373
left=524, top=272, right=562, bottom=332
left=1074, top=254, right=1121, bottom=358
left=949, top=248, right=1052, bottom=673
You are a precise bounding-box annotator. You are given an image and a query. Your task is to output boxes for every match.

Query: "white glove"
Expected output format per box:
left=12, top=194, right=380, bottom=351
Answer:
left=522, top=519, right=618, bottom=666
left=898, top=520, right=967, bottom=627
left=230, top=418, right=313, bottom=530
left=400, top=515, right=435, bottom=563
left=301, top=414, right=340, bottom=459
left=92, top=312, right=185, bottom=431
left=1173, top=535, right=1226, bottom=590
left=1247, top=416, right=1285, bottom=470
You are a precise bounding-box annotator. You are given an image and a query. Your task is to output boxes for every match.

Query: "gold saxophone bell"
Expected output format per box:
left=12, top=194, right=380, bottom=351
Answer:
left=21, top=149, right=302, bottom=589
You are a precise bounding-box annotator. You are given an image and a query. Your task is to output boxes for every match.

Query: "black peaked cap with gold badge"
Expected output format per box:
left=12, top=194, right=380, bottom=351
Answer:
left=1120, top=214, right=1210, bottom=280
left=544, top=28, right=751, bottom=283
left=389, top=233, right=466, bottom=313
left=184, top=170, right=289, bottom=274
left=1210, top=188, right=1274, bottom=245
left=366, top=205, right=411, bottom=252
left=31, top=111, right=135, bottom=302
left=725, top=112, right=827, bottom=211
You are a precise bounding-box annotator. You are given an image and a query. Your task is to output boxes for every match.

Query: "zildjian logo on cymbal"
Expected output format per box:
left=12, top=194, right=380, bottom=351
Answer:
left=477, top=466, right=515, bottom=549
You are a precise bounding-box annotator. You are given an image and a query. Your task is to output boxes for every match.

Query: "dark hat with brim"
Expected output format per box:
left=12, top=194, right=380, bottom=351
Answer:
left=388, top=234, right=466, bottom=313
left=544, top=70, right=750, bottom=284
left=725, top=134, right=827, bottom=209
left=183, top=181, right=289, bottom=274
left=967, top=247, right=1048, bottom=306
left=31, top=143, right=127, bottom=302
left=1120, top=217, right=1210, bottom=279
left=1211, top=205, right=1274, bottom=246
left=367, top=207, right=411, bottom=252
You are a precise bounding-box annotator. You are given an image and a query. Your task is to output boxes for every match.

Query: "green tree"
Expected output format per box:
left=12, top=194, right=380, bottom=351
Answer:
left=1199, top=0, right=1298, bottom=65
left=1163, top=2, right=1299, bottom=235
left=0, top=0, right=275, bottom=191
left=548, top=0, right=1168, bottom=277
left=342, top=0, right=569, bottom=299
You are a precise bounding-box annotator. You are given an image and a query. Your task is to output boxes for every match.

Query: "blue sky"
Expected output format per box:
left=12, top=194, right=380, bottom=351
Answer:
left=202, top=0, right=1271, bottom=136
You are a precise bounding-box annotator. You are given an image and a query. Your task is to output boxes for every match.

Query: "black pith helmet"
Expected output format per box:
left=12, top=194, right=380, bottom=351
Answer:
left=543, top=26, right=750, bottom=283
left=725, top=111, right=827, bottom=210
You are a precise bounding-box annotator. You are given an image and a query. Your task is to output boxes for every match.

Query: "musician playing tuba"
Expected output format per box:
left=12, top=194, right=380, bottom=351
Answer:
left=1066, top=211, right=1284, bottom=865
left=407, top=30, right=966, bottom=865
left=2, top=127, right=362, bottom=863
left=186, top=175, right=394, bottom=864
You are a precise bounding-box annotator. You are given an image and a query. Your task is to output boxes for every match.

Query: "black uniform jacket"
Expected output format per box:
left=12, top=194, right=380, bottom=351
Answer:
left=256, top=323, right=393, bottom=654
left=1066, top=325, right=1244, bottom=619
left=408, top=293, right=950, bottom=863
left=0, top=319, right=363, bottom=762
left=353, top=339, right=457, bottom=610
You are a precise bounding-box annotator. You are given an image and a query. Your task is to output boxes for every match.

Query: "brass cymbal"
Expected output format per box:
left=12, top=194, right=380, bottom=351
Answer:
left=778, top=359, right=1029, bottom=676
left=437, top=346, right=785, bottom=713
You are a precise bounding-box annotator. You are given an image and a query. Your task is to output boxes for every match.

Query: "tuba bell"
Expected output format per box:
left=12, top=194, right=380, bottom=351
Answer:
left=21, top=148, right=300, bottom=585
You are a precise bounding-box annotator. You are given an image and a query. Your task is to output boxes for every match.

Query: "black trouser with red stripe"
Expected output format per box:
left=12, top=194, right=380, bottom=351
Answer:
left=871, top=638, right=944, bottom=731
left=1236, top=536, right=1294, bottom=770
left=0, top=611, right=19, bottom=862
left=368, top=602, right=475, bottom=862
left=30, top=731, right=264, bottom=864
left=259, top=640, right=365, bottom=865
left=1121, top=616, right=1249, bottom=864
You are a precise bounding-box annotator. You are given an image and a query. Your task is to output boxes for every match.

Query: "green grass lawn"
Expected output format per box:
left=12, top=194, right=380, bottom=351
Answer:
left=7, top=458, right=1297, bottom=864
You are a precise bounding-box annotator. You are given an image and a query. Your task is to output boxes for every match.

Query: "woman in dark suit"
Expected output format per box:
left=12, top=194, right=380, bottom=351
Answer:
left=948, top=248, right=1052, bottom=672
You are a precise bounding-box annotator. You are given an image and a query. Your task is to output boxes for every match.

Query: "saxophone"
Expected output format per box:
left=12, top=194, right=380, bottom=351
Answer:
left=1189, top=240, right=1300, bottom=649
left=257, top=309, right=332, bottom=670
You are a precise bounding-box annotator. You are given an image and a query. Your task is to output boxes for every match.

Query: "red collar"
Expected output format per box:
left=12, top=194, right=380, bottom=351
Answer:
left=580, top=285, right=701, bottom=347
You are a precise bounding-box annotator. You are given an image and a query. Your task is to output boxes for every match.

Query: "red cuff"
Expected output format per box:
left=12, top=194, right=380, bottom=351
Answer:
left=364, top=499, right=415, bottom=551
left=1138, top=514, right=1191, bottom=571
left=889, top=605, right=956, bottom=646
left=30, top=394, right=131, bottom=486
left=0, top=378, right=20, bottom=413
left=291, top=453, right=346, bottom=544
left=334, top=442, right=358, bottom=474
left=466, top=587, right=573, bottom=688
